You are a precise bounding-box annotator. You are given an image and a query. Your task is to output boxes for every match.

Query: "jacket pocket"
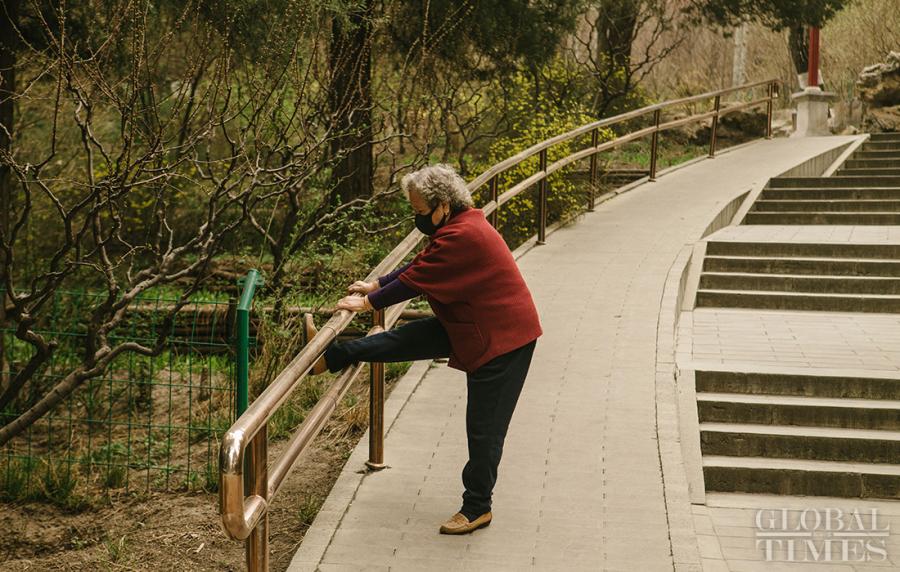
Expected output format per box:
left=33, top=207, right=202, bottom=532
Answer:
left=442, top=319, right=488, bottom=364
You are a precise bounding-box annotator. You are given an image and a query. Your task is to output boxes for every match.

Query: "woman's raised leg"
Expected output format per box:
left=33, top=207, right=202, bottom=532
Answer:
left=323, top=316, right=452, bottom=373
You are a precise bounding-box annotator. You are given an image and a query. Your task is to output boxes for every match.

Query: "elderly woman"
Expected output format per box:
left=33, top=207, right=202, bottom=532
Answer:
left=304, top=163, right=542, bottom=535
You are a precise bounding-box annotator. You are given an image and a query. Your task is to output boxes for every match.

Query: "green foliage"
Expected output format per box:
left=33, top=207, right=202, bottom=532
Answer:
left=39, top=459, right=85, bottom=509
left=385, top=361, right=412, bottom=383
left=471, top=58, right=616, bottom=246
left=1, top=456, right=38, bottom=502
left=387, top=0, right=584, bottom=77
left=0, top=456, right=89, bottom=510
left=204, top=462, right=219, bottom=492
left=686, top=0, right=849, bottom=30
left=590, top=58, right=654, bottom=118
left=268, top=400, right=308, bottom=442
left=298, top=492, right=325, bottom=528
left=86, top=443, right=129, bottom=489
left=104, top=534, right=129, bottom=564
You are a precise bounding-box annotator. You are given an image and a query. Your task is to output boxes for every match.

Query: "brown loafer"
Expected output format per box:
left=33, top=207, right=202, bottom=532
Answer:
left=439, top=511, right=492, bottom=534
left=303, top=313, right=328, bottom=375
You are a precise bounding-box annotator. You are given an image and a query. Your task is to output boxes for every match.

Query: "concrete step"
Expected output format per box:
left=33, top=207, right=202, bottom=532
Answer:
left=844, top=158, right=900, bottom=169
left=695, top=370, right=900, bottom=400
left=705, top=241, right=900, bottom=259
left=697, top=393, right=900, bottom=430
left=703, top=255, right=900, bottom=276
left=836, top=167, right=900, bottom=177
left=702, top=455, right=900, bottom=498
left=750, top=199, right=900, bottom=212
left=699, top=423, right=900, bottom=464
left=854, top=150, right=900, bottom=160
left=863, top=142, right=900, bottom=152
left=768, top=176, right=900, bottom=188
left=698, top=271, right=900, bottom=295
left=869, top=132, right=900, bottom=143
left=696, top=288, right=900, bottom=312
left=760, top=187, right=900, bottom=200
left=744, top=211, right=900, bottom=225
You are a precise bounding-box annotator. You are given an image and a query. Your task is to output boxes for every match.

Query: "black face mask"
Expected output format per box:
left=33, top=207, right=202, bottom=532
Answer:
left=415, top=204, right=448, bottom=235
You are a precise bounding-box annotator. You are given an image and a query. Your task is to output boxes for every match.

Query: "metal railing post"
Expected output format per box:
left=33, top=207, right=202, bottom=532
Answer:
left=766, top=82, right=775, bottom=139
left=537, top=148, right=548, bottom=244
left=366, top=308, right=386, bottom=470
left=588, top=128, right=599, bottom=212
left=709, top=95, right=721, bottom=158
left=649, top=109, right=661, bottom=181
left=235, top=269, right=266, bottom=571
left=488, top=175, right=499, bottom=228
left=246, top=426, right=269, bottom=572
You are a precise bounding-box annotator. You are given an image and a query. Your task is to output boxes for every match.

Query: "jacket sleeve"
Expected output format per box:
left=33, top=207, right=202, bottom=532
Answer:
left=367, top=278, right=419, bottom=310
left=376, top=261, right=412, bottom=288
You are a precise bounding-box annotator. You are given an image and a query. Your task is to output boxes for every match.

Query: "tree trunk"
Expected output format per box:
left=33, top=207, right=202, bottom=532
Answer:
left=596, top=0, right=638, bottom=72
left=0, top=0, right=19, bottom=394
left=328, top=0, right=374, bottom=204
left=593, top=0, right=639, bottom=115
left=731, top=24, right=748, bottom=87
left=0, top=367, right=83, bottom=447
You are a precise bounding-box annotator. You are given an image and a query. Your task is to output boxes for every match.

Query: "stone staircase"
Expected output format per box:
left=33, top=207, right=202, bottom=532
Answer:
left=697, top=370, right=900, bottom=499
left=691, top=133, right=900, bottom=500
left=745, top=133, right=900, bottom=225
left=695, top=241, right=900, bottom=313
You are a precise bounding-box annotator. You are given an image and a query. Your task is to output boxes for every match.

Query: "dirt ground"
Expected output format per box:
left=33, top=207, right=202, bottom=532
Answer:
left=0, top=433, right=356, bottom=571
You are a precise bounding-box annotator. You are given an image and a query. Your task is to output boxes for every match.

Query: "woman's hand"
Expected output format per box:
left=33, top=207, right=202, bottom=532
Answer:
left=348, top=280, right=379, bottom=295
left=336, top=294, right=373, bottom=313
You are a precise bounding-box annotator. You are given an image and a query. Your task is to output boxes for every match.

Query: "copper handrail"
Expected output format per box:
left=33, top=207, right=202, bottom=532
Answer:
left=466, top=78, right=777, bottom=192
left=219, top=78, right=780, bottom=571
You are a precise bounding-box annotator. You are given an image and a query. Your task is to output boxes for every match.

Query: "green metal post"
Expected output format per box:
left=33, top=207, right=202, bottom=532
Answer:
left=235, top=269, right=263, bottom=419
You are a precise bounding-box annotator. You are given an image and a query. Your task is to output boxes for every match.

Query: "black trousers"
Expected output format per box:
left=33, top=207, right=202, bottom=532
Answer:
left=324, top=317, right=536, bottom=519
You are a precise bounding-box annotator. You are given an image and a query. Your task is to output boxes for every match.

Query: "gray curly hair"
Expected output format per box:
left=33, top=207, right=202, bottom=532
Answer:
left=400, top=163, right=474, bottom=211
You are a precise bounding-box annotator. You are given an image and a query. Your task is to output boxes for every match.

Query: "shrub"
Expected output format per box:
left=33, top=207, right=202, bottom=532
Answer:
left=471, top=58, right=615, bottom=247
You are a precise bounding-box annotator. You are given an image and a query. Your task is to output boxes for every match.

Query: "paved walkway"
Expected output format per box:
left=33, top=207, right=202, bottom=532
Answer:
left=288, top=136, right=858, bottom=572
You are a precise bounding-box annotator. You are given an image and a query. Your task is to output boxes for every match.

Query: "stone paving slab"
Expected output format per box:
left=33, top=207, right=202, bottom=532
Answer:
left=678, top=308, right=900, bottom=374
left=696, top=493, right=900, bottom=571
left=707, top=225, right=900, bottom=244
left=288, top=136, right=859, bottom=572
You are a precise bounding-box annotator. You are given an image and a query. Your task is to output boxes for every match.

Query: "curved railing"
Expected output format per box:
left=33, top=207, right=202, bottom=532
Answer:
left=219, top=78, right=780, bottom=571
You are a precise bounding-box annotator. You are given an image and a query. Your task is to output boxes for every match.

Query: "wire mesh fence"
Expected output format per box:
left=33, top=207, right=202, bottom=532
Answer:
left=0, top=289, right=246, bottom=502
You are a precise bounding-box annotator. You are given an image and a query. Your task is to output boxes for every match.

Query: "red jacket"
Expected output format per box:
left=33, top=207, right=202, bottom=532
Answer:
left=397, top=207, right=543, bottom=373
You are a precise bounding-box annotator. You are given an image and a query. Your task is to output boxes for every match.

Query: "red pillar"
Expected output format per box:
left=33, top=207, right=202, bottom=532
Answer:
left=807, top=27, right=820, bottom=88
